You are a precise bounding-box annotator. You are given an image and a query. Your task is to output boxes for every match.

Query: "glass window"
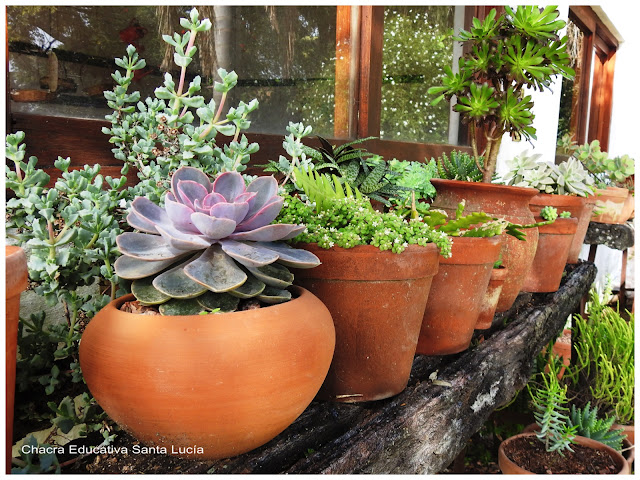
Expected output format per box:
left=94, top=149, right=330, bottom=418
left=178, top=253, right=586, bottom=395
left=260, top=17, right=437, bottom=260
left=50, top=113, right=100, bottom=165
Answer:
left=557, top=19, right=585, bottom=141
left=380, top=6, right=459, bottom=144
left=7, top=6, right=338, bottom=136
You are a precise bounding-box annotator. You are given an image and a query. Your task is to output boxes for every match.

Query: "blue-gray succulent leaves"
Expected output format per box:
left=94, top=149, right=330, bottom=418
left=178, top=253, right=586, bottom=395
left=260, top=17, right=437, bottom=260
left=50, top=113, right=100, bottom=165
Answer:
left=114, top=167, right=319, bottom=308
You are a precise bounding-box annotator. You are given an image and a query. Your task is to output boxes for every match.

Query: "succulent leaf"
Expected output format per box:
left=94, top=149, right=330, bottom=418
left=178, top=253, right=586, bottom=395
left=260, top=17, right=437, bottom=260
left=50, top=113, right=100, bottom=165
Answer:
left=183, top=244, right=247, bottom=292
left=219, top=239, right=280, bottom=268
left=226, top=274, right=266, bottom=299
left=209, top=201, right=250, bottom=224
left=196, top=291, right=240, bottom=312
left=176, top=180, right=209, bottom=210
left=153, top=258, right=210, bottom=299
left=117, top=232, right=187, bottom=261
left=190, top=212, right=236, bottom=239
left=155, top=223, right=213, bottom=250
left=131, top=277, right=171, bottom=305
left=257, top=287, right=292, bottom=304
left=254, top=242, right=321, bottom=268
left=114, top=254, right=188, bottom=280
left=171, top=166, right=212, bottom=197
left=159, top=298, right=205, bottom=316
left=247, top=263, right=294, bottom=288
left=126, top=210, right=159, bottom=234
left=235, top=197, right=284, bottom=232
left=227, top=224, right=305, bottom=242
left=212, top=171, right=247, bottom=201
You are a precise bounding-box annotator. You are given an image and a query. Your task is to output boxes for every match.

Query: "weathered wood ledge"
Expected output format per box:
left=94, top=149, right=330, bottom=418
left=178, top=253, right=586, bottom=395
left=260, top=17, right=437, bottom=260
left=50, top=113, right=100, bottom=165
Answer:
left=77, top=262, right=597, bottom=474
left=584, top=221, right=634, bottom=251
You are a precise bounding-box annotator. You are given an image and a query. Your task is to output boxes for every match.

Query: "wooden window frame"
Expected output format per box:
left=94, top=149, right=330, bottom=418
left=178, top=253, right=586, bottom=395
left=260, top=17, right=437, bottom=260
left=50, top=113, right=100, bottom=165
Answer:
left=568, top=6, right=618, bottom=150
left=9, top=6, right=511, bottom=173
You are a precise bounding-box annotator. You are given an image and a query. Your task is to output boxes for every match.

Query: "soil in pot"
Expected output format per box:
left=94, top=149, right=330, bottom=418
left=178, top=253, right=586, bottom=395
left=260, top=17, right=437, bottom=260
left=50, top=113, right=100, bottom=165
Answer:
left=475, top=265, right=508, bottom=330
left=417, top=236, right=502, bottom=355
left=499, top=433, right=629, bottom=474
left=529, top=192, right=595, bottom=264
left=293, top=243, right=440, bottom=402
left=79, top=286, right=335, bottom=460
left=521, top=216, right=578, bottom=293
left=429, top=179, right=539, bottom=312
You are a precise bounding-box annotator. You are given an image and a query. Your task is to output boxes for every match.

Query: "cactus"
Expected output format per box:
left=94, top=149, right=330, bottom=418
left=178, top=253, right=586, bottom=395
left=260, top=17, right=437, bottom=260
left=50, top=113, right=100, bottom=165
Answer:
left=567, top=403, right=627, bottom=451
left=114, top=166, right=320, bottom=313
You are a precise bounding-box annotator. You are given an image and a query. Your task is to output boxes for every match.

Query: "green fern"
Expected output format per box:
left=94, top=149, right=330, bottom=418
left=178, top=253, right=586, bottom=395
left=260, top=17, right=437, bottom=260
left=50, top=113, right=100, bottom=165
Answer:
left=567, top=403, right=626, bottom=451
left=292, top=167, right=370, bottom=213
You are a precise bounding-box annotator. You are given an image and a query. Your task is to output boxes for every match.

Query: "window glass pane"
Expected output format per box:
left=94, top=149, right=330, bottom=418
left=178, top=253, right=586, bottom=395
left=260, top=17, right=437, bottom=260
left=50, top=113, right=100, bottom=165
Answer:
left=381, top=6, right=457, bottom=144
left=8, top=6, right=337, bottom=136
left=557, top=19, right=585, bottom=141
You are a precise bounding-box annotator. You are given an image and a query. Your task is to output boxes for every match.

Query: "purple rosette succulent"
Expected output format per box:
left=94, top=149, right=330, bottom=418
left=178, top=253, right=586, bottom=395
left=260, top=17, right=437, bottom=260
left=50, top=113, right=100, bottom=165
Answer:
left=114, top=166, right=319, bottom=314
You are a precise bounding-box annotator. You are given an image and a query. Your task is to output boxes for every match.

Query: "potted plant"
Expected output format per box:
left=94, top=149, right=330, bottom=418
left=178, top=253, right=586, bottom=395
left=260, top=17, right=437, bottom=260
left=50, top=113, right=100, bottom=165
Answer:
left=278, top=168, right=451, bottom=402
left=498, top=360, right=629, bottom=474
left=79, top=166, right=336, bottom=460
left=503, top=150, right=596, bottom=265
left=427, top=6, right=575, bottom=311
left=571, top=139, right=635, bottom=224
left=475, top=262, right=508, bottom=330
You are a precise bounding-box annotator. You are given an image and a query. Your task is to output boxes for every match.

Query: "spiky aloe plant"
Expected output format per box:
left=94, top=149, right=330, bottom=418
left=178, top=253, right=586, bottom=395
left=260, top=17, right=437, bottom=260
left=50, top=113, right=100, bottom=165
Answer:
left=114, top=166, right=320, bottom=315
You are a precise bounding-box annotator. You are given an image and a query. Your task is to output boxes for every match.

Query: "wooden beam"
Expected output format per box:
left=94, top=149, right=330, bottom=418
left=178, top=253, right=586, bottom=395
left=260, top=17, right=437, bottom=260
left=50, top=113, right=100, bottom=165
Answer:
left=334, top=6, right=353, bottom=139
left=356, top=6, right=384, bottom=138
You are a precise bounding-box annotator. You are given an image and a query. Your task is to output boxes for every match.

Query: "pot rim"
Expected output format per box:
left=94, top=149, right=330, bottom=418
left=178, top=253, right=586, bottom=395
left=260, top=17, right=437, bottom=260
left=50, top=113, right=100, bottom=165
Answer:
left=106, top=285, right=309, bottom=321
left=529, top=192, right=586, bottom=207
left=534, top=216, right=579, bottom=235
left=430, top=178, right=540, bottom=198
left=440, top=235, right=503, bottom=265
left=498, top=432, right=630, bottom=474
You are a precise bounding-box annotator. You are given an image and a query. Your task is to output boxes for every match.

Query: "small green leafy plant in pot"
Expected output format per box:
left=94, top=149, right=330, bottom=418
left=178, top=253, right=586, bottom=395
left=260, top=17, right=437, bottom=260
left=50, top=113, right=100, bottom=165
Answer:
left=78, top=8, right=336, bottom=461
left=277, top=168, right=450, bottom=402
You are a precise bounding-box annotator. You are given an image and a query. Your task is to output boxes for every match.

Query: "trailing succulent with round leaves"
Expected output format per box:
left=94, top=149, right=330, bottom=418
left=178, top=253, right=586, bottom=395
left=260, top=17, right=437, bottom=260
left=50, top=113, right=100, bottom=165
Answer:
left=114, top=167, right=320, bottom=315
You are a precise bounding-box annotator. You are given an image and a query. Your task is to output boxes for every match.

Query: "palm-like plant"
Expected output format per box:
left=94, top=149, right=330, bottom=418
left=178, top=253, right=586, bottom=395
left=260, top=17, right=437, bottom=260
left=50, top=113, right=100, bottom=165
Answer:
left=429, top=6, right=574, bottom=183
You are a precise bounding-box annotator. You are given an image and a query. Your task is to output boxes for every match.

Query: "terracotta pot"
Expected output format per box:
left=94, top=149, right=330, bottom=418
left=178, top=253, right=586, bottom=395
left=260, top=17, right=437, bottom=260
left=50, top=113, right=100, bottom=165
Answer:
left=79, top=287, right=335, bottom=460
left=621, top=192, right=635, bottom=221
left=614, top=424, right=635, bottom=446
left=475, top=265, right=508, bottom=330
left=523, top=423, right=634, bottom=469
left=430, top=179, right=539, bottom=312
left=529, top=192, right=596, bottom=264
left=545, top=328, right=571, bottom=379
left=6, top=246, right=28, bottom=474
left=416, top=236, right=503, bottom=355
left=521, top=216, right=578, bottom=293
left=293, top=243, right=440, bottom=402
left=591, top=187, right=632, bottom=224
left=498, top=432, right=630, bottom=474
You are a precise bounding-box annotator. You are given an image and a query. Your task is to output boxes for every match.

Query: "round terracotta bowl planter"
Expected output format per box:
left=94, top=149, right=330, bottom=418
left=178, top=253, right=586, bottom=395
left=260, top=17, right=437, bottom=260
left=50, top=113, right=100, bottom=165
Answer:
left=430, top=179, right=539, bottom=312
left=416, top=236, right=503, bottom=356
left=6, top=246, right=28, bottom=473
left=79, top=286, right=335, bottom=460
left=293, top=243, right=440, bottom=403
left=521, top=216, right=578, bottom=293
left=498, top=432, right=630, bottom=474
left=529, top=192, right=596, bottom=264
left=591, top=187, right=632, bottom=224
left=475, top=265, right=508, bottom=330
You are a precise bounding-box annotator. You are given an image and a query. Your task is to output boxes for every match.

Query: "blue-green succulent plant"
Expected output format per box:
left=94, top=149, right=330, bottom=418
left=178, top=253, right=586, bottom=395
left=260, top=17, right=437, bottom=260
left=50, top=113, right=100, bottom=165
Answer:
left=114, top=166, right=320, bottom=314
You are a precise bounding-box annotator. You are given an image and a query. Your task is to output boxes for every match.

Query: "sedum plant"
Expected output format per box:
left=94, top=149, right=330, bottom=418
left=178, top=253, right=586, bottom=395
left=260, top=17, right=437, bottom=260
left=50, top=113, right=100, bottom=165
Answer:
left=115, top=166, right=320, bottom=315
left=567, top=403, right=627, bottom=451
left=428, top=6, right=574, bottom=182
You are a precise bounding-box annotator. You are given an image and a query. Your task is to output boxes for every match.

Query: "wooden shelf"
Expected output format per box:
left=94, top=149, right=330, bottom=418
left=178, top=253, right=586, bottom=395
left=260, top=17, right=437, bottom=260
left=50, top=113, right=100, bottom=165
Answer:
left=71, top=262, right=597, bottom=474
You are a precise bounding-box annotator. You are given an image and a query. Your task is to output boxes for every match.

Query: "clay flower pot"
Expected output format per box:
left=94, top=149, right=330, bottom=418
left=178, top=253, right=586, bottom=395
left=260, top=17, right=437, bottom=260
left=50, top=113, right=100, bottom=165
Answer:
left=293, top=243, right=440, bottom=402
left=79, top=286, right=335, bottom=460
left=475, top=265, right=508, bottom=330
left=430, top=179, right=539, bottom=312
left=529, top=192, right=596, bottom=264
left=498, top=432, right=629, bottom=474
left=5, top=246, right=28, bottom=474
left=416, top=236, right=503, bottom=355
left=542, top=328, right=571, bottom=379
left=521, top=216, right=578, bottom=293
left=591, top=186, right=632, bottom=224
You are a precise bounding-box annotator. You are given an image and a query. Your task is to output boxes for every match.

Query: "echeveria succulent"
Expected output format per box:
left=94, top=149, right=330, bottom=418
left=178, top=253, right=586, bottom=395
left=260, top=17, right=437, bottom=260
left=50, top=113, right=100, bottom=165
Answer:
left=114, top=166, right=320, bottom=314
